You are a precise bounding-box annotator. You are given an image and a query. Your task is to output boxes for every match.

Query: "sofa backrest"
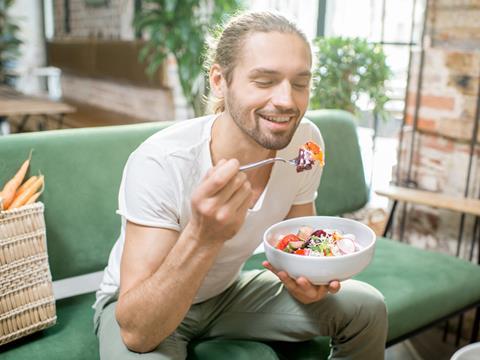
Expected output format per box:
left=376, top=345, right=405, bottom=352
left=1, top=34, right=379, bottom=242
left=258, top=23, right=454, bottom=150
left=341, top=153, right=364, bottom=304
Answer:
left=306, top=109, right=368, bottom=216
left=0, top=109, right=367, bottom=280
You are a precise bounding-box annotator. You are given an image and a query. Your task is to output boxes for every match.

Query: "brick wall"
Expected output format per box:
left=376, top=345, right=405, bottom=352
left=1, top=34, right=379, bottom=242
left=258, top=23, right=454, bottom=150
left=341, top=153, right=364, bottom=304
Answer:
left=52, top=0, right=178, bottom=121
left=53, top=0, right=134, bottom=40
left=395, top=0, right=480, bottom=259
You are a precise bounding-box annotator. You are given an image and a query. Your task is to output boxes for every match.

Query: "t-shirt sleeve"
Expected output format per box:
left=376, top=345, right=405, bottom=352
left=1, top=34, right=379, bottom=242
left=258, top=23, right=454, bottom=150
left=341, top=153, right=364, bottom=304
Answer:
left=292, top=124, right=325, bottom=205
left=116, top=147, right=181, bottom=232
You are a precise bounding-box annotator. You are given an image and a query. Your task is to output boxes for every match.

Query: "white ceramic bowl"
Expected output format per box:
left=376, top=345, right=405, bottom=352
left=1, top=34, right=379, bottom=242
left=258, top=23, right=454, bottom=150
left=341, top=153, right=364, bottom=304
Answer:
left=263, top=216, right=376, bottom=284
left=451, top=342, right=480, bottom=360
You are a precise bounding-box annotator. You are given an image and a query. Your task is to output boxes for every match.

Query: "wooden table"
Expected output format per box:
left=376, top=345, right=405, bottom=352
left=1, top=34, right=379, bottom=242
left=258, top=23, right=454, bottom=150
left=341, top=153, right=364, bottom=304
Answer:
left=0, top=85, right=76, bottom=133
left=377, top=185, right=480, bottom=236
left=377, top=185, right=480, bottom=215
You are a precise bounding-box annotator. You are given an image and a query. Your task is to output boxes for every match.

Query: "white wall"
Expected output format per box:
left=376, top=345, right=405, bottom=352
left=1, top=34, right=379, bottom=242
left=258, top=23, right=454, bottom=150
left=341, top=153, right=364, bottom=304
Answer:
left=246, top=0, right=320, bottom=40
left=9, top=0, right=46, bottom=95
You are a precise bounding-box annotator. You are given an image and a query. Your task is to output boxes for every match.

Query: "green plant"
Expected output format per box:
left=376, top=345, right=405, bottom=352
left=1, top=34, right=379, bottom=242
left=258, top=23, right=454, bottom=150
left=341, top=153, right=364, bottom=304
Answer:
left=310, top=37, right=391, bottom=119
left=134, top=0, right=242, bottom=117
left=0, top=0, right=22, bottom=84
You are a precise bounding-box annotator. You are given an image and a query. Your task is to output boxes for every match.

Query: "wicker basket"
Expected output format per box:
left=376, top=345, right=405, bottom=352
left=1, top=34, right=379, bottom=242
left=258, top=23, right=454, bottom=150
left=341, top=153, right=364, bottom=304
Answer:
left=0, top=202, right=56, bottom=346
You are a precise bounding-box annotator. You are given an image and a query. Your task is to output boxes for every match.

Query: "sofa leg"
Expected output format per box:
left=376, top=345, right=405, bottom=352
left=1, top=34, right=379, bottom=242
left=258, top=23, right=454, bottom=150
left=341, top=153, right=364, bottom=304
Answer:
left=382, top=200, right=398, bottom=237
left=471, top=307, right=480, bottom=343
left=443, top=320, right=449, bottom=342
left=455, top=313, right=464, bottom=346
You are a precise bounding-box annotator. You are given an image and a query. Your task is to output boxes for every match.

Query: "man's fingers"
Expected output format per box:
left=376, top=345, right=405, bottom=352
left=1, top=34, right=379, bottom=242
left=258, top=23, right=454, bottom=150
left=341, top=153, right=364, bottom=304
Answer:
left=263, top=263, right=341, bottom=301
left=296, top=277, right=320, bottom=298
left=204, top=159, right=226, bottom=179
left=213, top=176, right=252, bottom=223
left=328, top=280, right=341, bottom=294
left=277, top=271, right=298, bottom=291
left=216, top=173, right=250, bottom=212
left=262, top=261, right=277, bottom=274
left=199, top=159, right=240, bottom=197
left=231, top=179, right=252, bottom=209
left=234, top=183, right=254, bottom=215
left=262, top=262, right=298, bottom=291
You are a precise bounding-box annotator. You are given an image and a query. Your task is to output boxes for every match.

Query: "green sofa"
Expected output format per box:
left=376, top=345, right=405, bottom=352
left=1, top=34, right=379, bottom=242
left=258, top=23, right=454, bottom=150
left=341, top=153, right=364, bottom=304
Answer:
left=1, top=109, right=479, bottom=359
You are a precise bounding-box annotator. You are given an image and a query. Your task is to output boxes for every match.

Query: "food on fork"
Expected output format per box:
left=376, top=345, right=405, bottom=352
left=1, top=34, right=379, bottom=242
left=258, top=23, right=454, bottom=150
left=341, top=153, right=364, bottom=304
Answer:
left=295, top=141, right=324, bottom=172
left=275, top=226, right=360, bottom=257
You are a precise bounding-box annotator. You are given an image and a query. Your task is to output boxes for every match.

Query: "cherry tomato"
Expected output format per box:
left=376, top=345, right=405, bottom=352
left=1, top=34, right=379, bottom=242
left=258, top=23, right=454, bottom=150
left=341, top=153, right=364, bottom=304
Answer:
left=276, top=234, right=300, bottom=250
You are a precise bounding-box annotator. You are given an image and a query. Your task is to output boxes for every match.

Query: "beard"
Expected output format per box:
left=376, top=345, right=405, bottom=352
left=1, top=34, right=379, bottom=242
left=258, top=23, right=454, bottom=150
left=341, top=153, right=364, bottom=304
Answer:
left=225, top=93, right=301, bottom=151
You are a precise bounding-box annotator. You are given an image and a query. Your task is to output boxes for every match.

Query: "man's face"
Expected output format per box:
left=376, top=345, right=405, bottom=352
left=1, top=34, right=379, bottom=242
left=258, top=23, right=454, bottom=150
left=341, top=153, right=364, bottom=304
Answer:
left=224, top=31, right=312, bottom=150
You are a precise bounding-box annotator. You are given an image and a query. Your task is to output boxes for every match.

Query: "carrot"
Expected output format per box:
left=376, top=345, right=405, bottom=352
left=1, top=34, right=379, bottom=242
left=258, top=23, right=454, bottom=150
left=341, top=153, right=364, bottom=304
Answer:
left=7, top=174, right=44, bottom=210
left=25, top=191, right=42, bottom=205
left=13, top=175, right=38, bottom=198
left=23, top=177, right=45, bottom=206
left=1, top=150, right=33, bottom=209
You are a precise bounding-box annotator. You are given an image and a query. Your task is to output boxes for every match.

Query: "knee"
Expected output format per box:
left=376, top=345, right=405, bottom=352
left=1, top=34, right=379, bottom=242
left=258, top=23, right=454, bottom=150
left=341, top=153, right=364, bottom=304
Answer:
left=354, top=283, right=388, bottom=326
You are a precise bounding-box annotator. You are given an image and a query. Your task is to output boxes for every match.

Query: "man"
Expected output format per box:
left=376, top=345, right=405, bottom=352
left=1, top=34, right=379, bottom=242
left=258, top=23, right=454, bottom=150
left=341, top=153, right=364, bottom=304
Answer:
left=94, top=11, right=388, bottom=360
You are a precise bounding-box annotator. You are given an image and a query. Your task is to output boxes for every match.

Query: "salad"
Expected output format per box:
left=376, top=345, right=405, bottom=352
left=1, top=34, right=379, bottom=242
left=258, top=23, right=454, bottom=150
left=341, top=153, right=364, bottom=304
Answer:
left=295, top=141, right=324, bottom=172
left=275, top=226, right=360, bottom=257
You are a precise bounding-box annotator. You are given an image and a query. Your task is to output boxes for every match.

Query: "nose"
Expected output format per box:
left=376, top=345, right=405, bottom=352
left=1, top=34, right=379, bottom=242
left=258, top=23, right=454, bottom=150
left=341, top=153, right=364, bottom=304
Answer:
left=271, top=80, right=295, bottom=111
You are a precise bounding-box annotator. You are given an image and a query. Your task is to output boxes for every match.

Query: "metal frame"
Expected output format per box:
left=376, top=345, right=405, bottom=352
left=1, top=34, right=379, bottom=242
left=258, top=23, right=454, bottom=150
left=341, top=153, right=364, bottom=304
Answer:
left=457, top=66, right=480, bottom=258
left=64, top=0, right=70, bottom=34
left=381, top=0, right=480, bottom=346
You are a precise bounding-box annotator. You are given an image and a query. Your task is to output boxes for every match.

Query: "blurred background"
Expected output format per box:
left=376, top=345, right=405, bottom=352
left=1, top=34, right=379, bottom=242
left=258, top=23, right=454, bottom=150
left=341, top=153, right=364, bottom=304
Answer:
left=1, top=1, right=479, bottom=358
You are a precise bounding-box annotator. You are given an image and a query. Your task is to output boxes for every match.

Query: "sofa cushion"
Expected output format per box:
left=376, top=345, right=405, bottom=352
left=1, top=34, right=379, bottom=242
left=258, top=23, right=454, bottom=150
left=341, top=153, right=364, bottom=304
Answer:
left=188, top=339, right=280, bottom=360
left=355, top=237, right=480, bottom=343
left=0, top=293, right=99, bottom=360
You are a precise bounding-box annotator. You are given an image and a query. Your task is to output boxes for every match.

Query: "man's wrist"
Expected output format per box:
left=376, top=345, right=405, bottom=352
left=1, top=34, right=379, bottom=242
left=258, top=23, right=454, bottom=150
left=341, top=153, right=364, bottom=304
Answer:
left=181, top=221, right=225, bottom=253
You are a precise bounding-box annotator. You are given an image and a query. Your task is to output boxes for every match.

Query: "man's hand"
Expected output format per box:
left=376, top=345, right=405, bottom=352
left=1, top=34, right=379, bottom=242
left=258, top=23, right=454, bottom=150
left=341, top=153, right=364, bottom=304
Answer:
left=189, top=158, right=253, bottom=246
left=263, top=261, right=340, bottom=304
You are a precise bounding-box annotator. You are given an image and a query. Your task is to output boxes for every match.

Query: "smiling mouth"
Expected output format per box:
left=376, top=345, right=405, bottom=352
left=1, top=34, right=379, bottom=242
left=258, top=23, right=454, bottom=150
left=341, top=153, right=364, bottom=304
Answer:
left=258, top=114, right=295, bottom=123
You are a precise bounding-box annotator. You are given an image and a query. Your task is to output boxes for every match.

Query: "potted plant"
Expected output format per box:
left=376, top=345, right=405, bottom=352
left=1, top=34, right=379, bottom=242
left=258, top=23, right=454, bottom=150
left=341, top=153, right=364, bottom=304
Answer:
left=133, top=0, right=241, bottom=117
left=0, top=0, right=23, bottom=85
left=310, top=37, right=391, bottom=121
left=311, top=37, right=392, bottom=190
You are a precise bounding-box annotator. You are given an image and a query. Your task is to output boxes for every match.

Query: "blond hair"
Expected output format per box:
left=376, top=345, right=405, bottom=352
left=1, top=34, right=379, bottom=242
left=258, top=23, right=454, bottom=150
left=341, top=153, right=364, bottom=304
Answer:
left=205, top=11, right=311, bottom=113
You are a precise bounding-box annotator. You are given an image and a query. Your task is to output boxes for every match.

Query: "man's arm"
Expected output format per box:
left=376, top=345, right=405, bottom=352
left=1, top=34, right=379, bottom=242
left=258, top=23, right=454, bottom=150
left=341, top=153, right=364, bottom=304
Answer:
left=115, top=221, right=223, bottom=353
left=115, top=159, right=253, bottom=353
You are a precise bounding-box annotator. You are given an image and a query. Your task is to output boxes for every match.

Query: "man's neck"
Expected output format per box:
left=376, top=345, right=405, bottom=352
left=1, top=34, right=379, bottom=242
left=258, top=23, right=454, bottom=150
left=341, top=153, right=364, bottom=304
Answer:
left=209, top=113, right=276, bottom=208
left=210, top=112, right=275, bottom=167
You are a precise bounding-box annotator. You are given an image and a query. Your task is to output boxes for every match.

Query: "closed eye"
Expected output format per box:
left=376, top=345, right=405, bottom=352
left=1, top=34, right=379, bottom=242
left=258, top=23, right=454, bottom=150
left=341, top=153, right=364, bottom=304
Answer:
left=293, top=83, right=309, bottom=89
left=254, top=80, right=274, bottom=87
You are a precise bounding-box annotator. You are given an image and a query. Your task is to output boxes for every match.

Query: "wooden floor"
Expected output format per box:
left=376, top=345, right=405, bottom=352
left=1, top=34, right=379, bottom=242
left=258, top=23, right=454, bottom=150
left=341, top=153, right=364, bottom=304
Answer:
left=384, top=316, right=476, bottom=359
left=409, top=324, right=465, bottom=359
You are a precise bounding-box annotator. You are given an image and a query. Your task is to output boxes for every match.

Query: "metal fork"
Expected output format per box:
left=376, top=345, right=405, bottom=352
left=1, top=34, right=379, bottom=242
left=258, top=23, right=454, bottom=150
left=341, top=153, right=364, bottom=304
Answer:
left=239, top=157, right=297, bottom=171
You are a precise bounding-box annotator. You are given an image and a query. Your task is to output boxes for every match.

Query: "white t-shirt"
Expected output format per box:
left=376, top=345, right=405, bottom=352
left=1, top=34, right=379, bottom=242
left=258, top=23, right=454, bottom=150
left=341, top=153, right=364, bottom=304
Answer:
left=94, top=114, right=324, bottom=308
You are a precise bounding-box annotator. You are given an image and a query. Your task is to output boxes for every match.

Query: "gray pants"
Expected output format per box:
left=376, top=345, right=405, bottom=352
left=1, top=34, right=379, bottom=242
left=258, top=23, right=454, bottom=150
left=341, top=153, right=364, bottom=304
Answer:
left=95, top=270, right=387, bottom=359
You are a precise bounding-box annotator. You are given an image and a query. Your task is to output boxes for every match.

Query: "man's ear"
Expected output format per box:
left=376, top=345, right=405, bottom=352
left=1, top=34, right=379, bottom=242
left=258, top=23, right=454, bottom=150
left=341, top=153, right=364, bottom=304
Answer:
left=209, top=64, right=226, bottom=98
